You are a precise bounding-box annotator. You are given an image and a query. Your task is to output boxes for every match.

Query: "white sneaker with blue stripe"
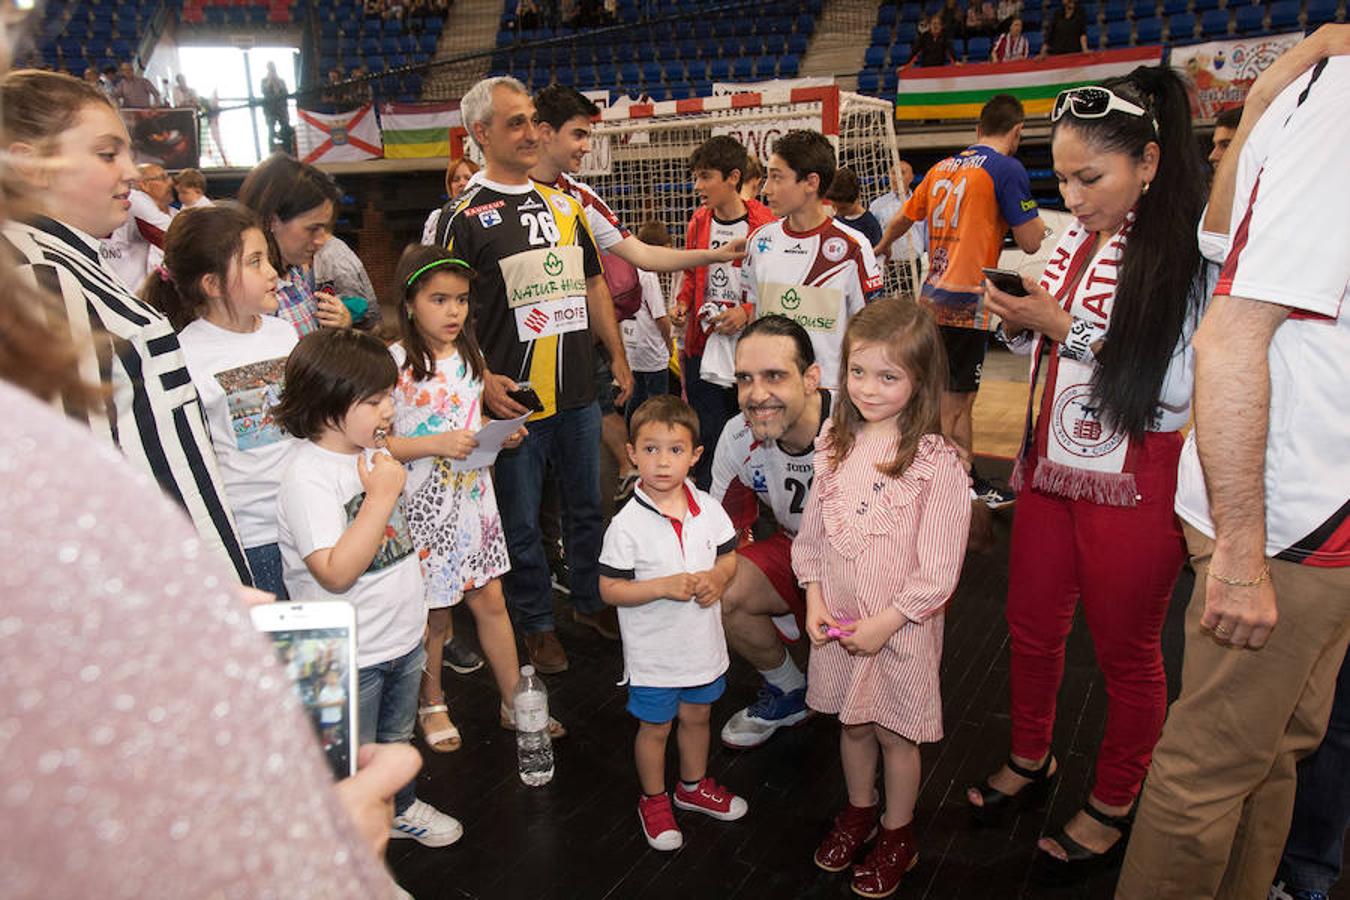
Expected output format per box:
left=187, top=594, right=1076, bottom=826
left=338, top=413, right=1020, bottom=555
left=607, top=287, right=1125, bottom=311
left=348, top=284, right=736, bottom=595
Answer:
left=720, top=683, right=811, bottom=749
left=390, top=798, right=463, bottom=847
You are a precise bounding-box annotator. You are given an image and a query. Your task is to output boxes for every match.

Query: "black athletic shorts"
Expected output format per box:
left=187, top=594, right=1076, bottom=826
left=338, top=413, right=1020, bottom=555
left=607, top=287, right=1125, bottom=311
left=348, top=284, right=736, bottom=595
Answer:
left=939, top=325, right=988, bottom=393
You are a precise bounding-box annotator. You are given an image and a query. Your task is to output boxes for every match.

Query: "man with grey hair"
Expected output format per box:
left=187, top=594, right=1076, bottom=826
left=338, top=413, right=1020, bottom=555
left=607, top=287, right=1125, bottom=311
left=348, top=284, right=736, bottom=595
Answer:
left=100, top=163, right=173, bottom=291
left=435, top=76, right=633, bottom=674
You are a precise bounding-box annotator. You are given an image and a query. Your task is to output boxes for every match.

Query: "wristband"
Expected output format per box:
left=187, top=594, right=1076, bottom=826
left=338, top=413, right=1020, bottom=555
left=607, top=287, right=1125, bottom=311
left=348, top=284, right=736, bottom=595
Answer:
left=1207, top=565, right=1270, bottom=587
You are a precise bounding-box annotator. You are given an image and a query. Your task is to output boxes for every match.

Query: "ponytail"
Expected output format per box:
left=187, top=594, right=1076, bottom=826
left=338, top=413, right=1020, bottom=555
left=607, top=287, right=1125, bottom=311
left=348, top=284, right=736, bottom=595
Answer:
left=139, top=203, right=262, bottom=331
left=1052, top=64, right=1207, bottom=437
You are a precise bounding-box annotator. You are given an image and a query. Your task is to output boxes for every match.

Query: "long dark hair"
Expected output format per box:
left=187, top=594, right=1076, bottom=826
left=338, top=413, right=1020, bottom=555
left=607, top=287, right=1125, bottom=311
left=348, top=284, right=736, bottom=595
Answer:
left=236, top=153, right=341, bottom=271
left=140, top=203, right=262, bottom=331
left=1053, top=64, right=1207, bottom=437
left=393, top=244, right=485, bottom=384
left=829, top=298, right=947, bottom=478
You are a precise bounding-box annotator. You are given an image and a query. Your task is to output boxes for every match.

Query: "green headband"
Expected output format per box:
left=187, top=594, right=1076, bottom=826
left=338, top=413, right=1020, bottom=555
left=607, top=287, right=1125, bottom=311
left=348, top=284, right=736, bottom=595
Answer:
left=406, top=257, right=472, bottom=288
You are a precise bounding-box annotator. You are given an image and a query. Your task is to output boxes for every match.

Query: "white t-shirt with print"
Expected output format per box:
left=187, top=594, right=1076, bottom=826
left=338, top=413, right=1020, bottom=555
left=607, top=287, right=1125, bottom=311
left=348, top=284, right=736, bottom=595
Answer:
left=699, top=215, right=754, bottom=387
left=178, top=315, right=298, bottom=548
left=277, top=442, right=428, bottom=668
left=622, top=270, right=670, bottom=373
left=598, top=482, right=737, bottom=688
left=1175, top=58, right=1350, bottom=567
left=742, top=218, right=883, bottom=389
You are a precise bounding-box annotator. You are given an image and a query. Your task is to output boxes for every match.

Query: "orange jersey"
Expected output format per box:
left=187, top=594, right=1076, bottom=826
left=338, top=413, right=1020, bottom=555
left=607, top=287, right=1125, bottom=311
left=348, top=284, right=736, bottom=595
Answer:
left=903, top=144, right=1039, bottom=329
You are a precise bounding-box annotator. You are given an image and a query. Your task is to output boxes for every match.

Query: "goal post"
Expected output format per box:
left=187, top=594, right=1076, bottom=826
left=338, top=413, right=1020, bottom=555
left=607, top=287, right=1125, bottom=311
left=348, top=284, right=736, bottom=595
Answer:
left=582, top=86, right=920, bottom=298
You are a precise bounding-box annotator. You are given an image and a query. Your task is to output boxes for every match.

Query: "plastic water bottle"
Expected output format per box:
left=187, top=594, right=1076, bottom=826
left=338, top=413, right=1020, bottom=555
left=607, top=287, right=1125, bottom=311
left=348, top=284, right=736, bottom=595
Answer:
left=514, top=665, right=554, bottom=787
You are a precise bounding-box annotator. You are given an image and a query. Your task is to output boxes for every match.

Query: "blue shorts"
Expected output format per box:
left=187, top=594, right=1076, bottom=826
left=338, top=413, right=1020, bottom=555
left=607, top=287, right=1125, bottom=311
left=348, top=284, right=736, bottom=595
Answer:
left=627, top=675, right=726, bottom=724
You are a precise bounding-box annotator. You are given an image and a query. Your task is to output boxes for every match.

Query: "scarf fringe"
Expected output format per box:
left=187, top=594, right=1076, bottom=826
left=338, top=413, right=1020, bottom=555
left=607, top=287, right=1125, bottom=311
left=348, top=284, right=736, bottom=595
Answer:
left=1025, top=456, right=1139, bottom=507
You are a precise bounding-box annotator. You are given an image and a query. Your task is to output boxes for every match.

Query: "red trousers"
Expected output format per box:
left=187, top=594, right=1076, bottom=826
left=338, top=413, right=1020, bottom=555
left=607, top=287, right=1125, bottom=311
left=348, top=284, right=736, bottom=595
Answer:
left=1006, top=431, right=1186, bottom=808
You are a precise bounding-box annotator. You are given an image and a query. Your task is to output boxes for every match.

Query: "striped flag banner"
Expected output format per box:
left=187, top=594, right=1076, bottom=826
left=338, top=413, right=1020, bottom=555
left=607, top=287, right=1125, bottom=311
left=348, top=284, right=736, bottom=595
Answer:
left=296, top=104, right=383, bottom=163
left=379, top=101, right=460, bottom=159
left=896, top=47, right=1164, bottom=121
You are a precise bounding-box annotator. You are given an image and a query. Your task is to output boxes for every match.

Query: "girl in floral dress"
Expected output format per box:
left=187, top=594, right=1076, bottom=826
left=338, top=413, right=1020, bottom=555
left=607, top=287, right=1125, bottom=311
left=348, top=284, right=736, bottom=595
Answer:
left=793, top=299, right=971, bottom=898
left=385, top=246, right=564, bottom=752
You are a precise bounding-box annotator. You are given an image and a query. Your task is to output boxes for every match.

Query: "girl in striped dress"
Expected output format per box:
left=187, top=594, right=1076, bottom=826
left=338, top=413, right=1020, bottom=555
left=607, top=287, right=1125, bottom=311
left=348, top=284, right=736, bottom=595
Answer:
left=793, top=299, right=971, bottom=899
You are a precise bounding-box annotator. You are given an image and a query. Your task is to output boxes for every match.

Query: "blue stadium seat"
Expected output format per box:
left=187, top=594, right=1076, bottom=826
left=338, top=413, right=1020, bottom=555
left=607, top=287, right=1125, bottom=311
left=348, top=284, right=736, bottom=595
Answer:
left=754, top=56, right=778, bottom=78
left=684, top=58, right=708, bottom=80
left=709, top=57, right=730, bottom=79
left=1135, top=15, right=1164, bottom=41
left=382, top=35, right=400, bottom=54
left=966, top=36, right=991, bottom=59
left=858, top=69, right=881, bottom=93
left=662, top=59, right=685, bottom=80
left=366, top=55, right=386, bottom=71
left=1233, top=3, right=1266, bottom=31
left=1087, top=23, right=1102, bottom=45
left=1102, top=0, right=1131, bottom=19
left=619, top=62, right=640, bottom=84
left=891, top=42, right=912, bottom=65
left=642, top=61, right=662, bottom=82
left=1192, top=0, right=1222, bottom=11
left=669, top=82, right=692, bottom=100
left=596, top=61, right=616, bottom=83
left=1161, top=0, right=1188, bottom=15
left=1305, top=0, right=1339, bottom=24
left=882, top=66, right=899, bottom=93
left=780, top=54, right=801, bottom=76
left=878, top=5, right=898, bottom=24
left=1200, top=9, right=1231, bottom=35
left=950, top=37, right=966, bottom=56
left=1168, top=12, right=1197, bottom=37
left=1268, top=0, right=1300, bottom=27
left=788, top=31, right=809, bottom=54
left=900, top=2, right=923, bottom=21
left=897, top=20, right=918, bottom=41
left=678, top=38, right=700, bottom=59
left=872, top=24, right=893, bottom=44
left=1106, top=19, right=1132, bottom=43
left=1023, top=5, right=1044, bottom=28
left=1027, top=30, right=1045, bottom=53
left=733, top=56, right=754, bottom=79
left=555, top=66, right=574, bottom=86
left=865, top=44, right=888, bottom=67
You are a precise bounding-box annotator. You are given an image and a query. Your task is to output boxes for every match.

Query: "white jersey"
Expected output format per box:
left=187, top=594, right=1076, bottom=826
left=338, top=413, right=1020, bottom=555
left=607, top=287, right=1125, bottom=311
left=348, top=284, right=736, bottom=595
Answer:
left=699, top=215, right=755, bottom=387
left=710, top=389, right=833, bottom=536
left=100, top=189, right=171, bottom=292
left=742, top=218, right=883, bottom=389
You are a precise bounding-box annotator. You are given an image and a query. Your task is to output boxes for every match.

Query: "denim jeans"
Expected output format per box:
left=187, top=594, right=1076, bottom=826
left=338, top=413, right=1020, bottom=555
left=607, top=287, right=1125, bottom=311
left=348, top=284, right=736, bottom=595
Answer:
left=494, top=401, right=605, bottom=634
left=682, top=354, right=738, bottom=490
left=1276, top=647, right=1350, bottom=895
left=625, top=368, right=673, bottom=427
left=358, top=643, right=425, bottom=815
left=244, top=543, right=288, bottom=600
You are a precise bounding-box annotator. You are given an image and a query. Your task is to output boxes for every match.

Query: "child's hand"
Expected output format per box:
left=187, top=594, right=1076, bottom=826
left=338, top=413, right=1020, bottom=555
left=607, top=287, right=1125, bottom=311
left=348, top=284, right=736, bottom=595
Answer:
left=439, top=429, right=479, bottom=460
left=501, top=425, right=528, bottom=450
left=804, top=584, right=842, bottom=647
left=838, top=609, right=906, bottom=657
left=663, top=573, right=699, bottom=602
left=691, top=568, right=728, bottom=608
left=358, top=450, right=405, bottom=499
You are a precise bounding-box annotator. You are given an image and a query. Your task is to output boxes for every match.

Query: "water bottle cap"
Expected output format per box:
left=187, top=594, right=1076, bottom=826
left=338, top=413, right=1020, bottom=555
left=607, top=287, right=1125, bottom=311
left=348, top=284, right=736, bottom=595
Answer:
left=521, top=665, right=535, bottom=677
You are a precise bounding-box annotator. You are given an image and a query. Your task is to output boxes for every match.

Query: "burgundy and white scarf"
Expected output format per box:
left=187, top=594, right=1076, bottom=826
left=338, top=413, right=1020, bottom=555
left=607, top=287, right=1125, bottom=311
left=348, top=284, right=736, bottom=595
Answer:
left=1011, top=213, right=1144, bottom=507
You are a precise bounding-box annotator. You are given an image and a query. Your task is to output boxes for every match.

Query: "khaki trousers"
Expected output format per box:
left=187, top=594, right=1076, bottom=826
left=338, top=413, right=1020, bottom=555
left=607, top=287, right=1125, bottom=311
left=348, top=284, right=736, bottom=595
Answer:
left=1117, top=523, right=1350, bottom=900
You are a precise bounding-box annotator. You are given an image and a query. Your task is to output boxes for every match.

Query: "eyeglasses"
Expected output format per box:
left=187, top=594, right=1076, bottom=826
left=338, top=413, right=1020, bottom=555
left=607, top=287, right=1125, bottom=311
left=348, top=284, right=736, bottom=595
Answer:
left=1052, top=86, right=1157, bottom=133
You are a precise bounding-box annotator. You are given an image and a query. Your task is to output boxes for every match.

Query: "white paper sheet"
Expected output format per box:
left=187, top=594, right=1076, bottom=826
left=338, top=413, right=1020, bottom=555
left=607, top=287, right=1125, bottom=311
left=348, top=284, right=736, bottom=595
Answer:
left=451, top=413, right=532, bottom=472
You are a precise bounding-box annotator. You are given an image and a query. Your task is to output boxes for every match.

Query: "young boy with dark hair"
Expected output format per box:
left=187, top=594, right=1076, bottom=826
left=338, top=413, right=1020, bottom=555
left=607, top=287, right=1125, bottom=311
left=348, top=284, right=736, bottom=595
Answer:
left=743, top=130, right=882, bottom=391
left=599, top=394, right=747, bottom=851
left=678, top=135, right=775, bottom=488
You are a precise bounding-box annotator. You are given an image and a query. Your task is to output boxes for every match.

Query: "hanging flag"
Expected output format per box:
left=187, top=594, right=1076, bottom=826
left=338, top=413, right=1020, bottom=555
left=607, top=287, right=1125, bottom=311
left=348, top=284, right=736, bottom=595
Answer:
left=379, top=101, right=461, bottom=159
left=296, top=103, right=383, bottom=163
left=1170, top=32, right=1303, bottom=118
left=895, top=47, right=1163, bottom=121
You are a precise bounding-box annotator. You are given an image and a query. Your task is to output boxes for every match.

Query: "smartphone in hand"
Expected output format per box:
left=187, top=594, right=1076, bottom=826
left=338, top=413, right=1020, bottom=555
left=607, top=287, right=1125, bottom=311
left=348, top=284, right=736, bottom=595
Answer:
left=506, top=382, right=545, bottom=414
left=981, top=267, right=1031, bottom=297
left=250, top=601, right=360, bottom=779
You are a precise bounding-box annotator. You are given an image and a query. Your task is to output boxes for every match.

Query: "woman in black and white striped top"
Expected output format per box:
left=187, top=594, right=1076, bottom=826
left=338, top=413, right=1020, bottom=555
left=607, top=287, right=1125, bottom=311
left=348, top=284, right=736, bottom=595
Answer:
left=1, top=70, right=251, bottom=584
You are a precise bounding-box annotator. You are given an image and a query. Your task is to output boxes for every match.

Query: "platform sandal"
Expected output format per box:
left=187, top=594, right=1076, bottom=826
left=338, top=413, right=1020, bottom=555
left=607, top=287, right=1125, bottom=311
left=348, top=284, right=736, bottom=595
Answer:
left=1031, top=802, right=1134, bottom=885
left=417, top=703, right=462, bottom=752
left=967, top=754, right=1057, bottom=827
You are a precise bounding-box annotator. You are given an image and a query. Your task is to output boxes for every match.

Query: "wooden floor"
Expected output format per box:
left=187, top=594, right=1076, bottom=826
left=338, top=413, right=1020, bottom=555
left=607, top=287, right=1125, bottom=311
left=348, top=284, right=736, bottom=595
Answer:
left=384, top=373, right=1348, bottom=900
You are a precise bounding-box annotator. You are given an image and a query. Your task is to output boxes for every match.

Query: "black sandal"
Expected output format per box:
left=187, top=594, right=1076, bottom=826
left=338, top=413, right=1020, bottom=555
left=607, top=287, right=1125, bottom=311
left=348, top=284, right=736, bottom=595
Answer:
left=967, top=754, right=1057, bottom=827
left=1031, top=802, right=1134, bottom=885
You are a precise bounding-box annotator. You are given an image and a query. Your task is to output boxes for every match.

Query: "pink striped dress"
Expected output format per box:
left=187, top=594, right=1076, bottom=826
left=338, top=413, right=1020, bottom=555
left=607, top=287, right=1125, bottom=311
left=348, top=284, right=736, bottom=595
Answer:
left=792, top=423, right=971, bottom=742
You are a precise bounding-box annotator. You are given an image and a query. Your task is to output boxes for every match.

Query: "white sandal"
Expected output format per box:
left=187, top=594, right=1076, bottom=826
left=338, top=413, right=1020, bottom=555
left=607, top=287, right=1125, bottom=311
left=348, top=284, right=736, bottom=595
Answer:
left=500, top=702, right=568, bottom=740
left=418, top=703, right=462, bottom=752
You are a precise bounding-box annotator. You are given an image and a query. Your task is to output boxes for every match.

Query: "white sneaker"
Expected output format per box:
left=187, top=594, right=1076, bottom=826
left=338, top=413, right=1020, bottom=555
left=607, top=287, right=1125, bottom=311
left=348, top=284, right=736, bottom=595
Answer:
left=390, top=798, right=464, bottom=847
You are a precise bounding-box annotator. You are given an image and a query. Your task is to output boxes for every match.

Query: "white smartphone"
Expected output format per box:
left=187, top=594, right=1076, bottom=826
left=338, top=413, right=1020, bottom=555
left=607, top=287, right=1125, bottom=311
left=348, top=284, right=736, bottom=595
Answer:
left=250, top=601, right=360, bottom=780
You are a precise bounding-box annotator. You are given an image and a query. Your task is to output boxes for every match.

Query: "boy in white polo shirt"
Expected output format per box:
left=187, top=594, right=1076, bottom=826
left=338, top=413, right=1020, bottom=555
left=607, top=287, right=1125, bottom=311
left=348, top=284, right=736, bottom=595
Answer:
left=599, top=395, right=747, bottom=852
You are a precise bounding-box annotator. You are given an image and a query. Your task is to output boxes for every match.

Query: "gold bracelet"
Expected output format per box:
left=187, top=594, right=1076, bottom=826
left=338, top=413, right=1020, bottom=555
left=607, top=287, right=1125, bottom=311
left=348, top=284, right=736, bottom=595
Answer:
left=1207, top=565, right=1270, bottom=587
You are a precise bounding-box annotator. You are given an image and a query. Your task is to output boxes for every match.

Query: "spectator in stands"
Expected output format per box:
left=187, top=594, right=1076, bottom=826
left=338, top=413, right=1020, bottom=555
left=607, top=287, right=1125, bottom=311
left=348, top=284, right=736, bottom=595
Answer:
left=172, top=73, right=199, bottom=109
left=997, top=0, right=1023, bottom=29
left=437, top=76, right=633, bottom=675
left=740, top=156, right=765, bottom=203
left=420, top=155, right=480, bottom=245
left=101, top=162, right=172, bottom=291
left=516, top=0, right=540, bottom=29
left=237, top=153, right=360, bottom=335
left=968, top=0, right=999, bottom=37
left=976, top=65, right=1209, bottom=882
left=917, top=13, right=931, bottom=35
left=992, top=17, right=1031, bottom=62
left=114, top=61, right=161, bottom=108
left=173, top=169, right=212, bottom=210
left=825, top=166, right=884, bottom=248
left=940, top=0, right=966, bottom=38
left=1042, top=0, right=1089, bottom=56
left=1208, top=104, right=1242, bottom=166
left=903, top=15, right=958, bottom=68
left=261, top=61, right=290, bottom=149
left=1119, top=35, right=1350, bottom=900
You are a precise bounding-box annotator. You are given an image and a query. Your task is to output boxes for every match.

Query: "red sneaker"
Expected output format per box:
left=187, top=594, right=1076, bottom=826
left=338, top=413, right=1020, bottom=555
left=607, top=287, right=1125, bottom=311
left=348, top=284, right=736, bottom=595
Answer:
left=851, top=821, right=918, bottom=898
left=637, top=793, right=683, bottom=851
left=672, top=776, right=749, bottom=821
left=814, top=802, right=879, bottom=872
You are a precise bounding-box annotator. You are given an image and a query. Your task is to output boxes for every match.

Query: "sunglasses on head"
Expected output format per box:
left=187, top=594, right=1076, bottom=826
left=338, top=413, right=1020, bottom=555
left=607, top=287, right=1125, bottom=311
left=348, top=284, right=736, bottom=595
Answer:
left=1052, top=86, right=1158, bottom=133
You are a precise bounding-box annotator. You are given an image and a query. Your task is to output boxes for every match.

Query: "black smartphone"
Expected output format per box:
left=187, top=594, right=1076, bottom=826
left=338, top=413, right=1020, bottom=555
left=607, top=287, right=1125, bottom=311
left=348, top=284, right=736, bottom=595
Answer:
left=981, top=267, right=1030, bottom=297
left=507, top=382, right=544, bottom=413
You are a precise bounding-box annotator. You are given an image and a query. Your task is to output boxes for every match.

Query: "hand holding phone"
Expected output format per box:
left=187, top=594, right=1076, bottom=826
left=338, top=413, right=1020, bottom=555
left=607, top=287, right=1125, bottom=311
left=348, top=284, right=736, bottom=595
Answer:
left=982, top=267, right=1030, bottom=297
left=506, top=382, right=545, bottom=414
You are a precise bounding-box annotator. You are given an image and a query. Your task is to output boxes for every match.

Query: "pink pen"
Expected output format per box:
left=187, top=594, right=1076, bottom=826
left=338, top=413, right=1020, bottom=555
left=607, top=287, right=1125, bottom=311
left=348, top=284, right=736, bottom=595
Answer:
left=824, top=617, right=856, bottom=639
